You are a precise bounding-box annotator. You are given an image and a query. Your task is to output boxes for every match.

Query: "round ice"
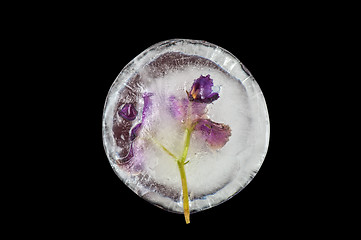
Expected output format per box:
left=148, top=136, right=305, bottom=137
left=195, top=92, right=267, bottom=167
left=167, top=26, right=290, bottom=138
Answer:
left=102, top=39, right=270, bottom=217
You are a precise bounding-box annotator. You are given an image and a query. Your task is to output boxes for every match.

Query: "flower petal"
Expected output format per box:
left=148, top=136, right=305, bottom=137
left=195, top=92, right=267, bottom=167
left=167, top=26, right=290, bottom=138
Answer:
left=118, top=103, right=138, bottom=121
left=168, top=95, right=188, bottom=121
left=188, top=75, right=219, bottom=103
left=194, top=119, right=231, bottom=150
left=190, top=101, right=207, bottom=119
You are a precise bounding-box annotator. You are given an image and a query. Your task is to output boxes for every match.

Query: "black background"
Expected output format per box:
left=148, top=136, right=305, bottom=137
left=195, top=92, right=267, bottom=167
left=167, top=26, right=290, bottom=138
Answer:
left=14, top=6, right=341, bottom=236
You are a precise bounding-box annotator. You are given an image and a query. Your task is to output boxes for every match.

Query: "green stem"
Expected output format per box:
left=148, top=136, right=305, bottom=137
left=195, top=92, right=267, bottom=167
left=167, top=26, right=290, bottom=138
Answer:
left=178, top=161, right=190, bottom=224
left=150, top=127, right=193, bottom=224
left=150, top=138, right=177, bottom=160
left=177, top=127, right=193, bottom=224
left=180, top=128, right=192, bottom=163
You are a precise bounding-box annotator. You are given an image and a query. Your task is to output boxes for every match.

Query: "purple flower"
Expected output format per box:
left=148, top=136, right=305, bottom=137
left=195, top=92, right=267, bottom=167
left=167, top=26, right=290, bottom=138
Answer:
left=119, top=76, right=231, bottom=172
left=116, top=75, right=231, bottom=223
left=118, top=103, right=138, bottom=121
left=168, top=74, right=231, bottom=149
left=187, top=75, right=219, bottom=103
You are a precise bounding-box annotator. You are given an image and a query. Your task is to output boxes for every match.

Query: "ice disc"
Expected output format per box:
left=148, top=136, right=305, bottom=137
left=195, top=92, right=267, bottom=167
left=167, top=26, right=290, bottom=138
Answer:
left=102, top=39, right=270, bottom=217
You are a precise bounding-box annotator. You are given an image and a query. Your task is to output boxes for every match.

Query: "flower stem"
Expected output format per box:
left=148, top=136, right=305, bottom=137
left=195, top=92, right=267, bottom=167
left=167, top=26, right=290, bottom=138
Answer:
left=177, top=161, right=190, bottom=224
left=181, top=128, right=192, bottom=162
left=150, top=138, right=177, bottom=160
left=151, top=128, right=193, bottom=224
left=177, top=127, right=193, bottom=224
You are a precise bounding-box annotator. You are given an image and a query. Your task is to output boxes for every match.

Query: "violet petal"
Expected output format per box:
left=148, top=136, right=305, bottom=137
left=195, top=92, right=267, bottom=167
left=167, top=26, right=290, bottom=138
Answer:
left=168, top=95, right=188, bottom=121
left=190, top=101, right=207, bottom=119
left=194, top=119, right=231, bottom=150
left=118, top=103, right=138, bottom=121
left=188, top=75, right=219, bottom=103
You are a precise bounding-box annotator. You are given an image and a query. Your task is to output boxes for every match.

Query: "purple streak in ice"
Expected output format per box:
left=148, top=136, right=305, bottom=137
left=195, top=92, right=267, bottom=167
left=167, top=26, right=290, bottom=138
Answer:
left=129, top=92, right=154, bottom=141
left=125, top=92, right=154, bottom=164
left=130, top=123, right=142, bottom=141
left=142, top=92, right=153, bottom=120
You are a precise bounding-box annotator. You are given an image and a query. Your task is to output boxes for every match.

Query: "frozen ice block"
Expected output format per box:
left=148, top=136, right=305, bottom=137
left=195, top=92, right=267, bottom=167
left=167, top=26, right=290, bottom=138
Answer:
left=102, top=39, right=270, bottom=223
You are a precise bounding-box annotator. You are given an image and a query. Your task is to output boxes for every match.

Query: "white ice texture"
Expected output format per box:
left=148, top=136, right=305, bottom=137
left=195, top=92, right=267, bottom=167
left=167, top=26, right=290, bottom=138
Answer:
left=102, top=39, right=270, bottom=214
